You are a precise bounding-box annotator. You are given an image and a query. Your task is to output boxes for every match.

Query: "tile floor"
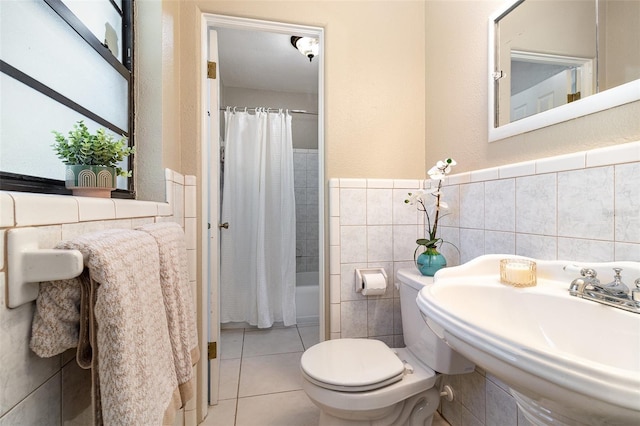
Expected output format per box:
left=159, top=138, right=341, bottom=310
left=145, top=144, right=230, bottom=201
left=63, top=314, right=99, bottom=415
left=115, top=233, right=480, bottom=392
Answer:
left=201, top=324, right=450, bottom=426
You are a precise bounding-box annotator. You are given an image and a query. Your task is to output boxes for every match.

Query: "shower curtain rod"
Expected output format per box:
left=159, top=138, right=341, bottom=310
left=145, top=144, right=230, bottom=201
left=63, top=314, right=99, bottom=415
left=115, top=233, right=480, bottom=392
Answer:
left=220, top=106, right=318, bottom=116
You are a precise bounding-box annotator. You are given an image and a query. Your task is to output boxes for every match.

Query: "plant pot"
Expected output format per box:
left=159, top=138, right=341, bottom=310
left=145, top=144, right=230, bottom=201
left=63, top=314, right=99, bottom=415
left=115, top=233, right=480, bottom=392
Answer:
left=416, top=247, right=447, bottom=276
left=65, top=165, right=116, bottom=198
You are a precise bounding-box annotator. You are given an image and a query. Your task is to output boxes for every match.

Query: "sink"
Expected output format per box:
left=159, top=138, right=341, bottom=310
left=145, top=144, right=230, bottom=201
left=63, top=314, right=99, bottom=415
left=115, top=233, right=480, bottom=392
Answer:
left=415, top=254, right=640, bottom=426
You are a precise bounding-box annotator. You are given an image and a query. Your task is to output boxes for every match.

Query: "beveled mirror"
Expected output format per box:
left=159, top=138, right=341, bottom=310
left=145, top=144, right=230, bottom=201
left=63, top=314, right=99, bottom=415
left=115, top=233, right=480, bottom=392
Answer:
left=488, top=0, right=640, bottom=142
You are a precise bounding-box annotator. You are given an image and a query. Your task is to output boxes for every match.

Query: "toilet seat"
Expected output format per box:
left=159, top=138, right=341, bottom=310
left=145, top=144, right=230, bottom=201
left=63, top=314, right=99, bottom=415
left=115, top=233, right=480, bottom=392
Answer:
left=300, top=339, right=406, bottom=392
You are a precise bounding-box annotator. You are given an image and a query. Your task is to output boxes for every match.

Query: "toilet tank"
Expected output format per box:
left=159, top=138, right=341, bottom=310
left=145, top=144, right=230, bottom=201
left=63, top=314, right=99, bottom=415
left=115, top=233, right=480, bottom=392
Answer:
left=397, top=269, right=474, bottom=375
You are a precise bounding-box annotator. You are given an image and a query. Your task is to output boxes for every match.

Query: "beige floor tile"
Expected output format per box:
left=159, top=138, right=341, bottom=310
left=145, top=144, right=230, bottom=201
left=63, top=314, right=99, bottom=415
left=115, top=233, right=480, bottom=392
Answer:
left=221, top=329, right=244, bottom=359
left=298, top=325, right=320, bottom=350
left=201, top=399, right=237, bottom=426
left=235, top=390, right=320, bottom=426
left=238, top=352, right=303, bottom=397
left=242, top=327, right=304, bottom=357
left=218, top=358, right=241, bottom=401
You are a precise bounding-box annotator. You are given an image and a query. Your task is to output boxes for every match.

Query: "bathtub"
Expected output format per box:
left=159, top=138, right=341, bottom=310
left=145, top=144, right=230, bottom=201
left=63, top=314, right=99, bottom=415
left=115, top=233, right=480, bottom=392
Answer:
left=296, top=271, right=319, bottom=324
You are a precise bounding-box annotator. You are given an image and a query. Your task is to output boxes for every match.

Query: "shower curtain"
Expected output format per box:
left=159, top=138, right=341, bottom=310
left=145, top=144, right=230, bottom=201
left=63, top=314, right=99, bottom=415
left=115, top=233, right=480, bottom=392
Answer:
left=220, top=109, right=297, bottom=328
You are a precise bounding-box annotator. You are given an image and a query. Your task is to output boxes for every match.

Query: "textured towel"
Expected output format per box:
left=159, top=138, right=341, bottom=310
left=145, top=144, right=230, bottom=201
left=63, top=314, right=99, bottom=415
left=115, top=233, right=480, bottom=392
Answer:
left=31, top=229, right=180, bottom=425
left=136, top=222, right=200, bottom=406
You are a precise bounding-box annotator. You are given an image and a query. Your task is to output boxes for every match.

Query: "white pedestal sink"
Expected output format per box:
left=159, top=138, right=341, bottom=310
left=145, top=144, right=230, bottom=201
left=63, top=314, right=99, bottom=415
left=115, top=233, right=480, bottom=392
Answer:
left=410, top=254, right=640, bottom=426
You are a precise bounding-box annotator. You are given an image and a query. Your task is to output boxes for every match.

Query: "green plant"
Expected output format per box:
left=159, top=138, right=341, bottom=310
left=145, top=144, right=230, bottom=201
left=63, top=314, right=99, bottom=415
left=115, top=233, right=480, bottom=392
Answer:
left=52, top=121, right=134, bottom=177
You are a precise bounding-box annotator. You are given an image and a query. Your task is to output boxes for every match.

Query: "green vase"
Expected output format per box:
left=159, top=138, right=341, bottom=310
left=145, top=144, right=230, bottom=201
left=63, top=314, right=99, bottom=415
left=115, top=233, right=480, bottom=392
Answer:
left=416, top=247, right=447, bottom=276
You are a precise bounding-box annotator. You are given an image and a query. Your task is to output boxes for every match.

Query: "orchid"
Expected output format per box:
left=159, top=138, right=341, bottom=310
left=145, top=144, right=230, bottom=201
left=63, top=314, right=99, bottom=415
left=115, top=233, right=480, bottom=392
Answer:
left=405, top=158, right=456, bottom=251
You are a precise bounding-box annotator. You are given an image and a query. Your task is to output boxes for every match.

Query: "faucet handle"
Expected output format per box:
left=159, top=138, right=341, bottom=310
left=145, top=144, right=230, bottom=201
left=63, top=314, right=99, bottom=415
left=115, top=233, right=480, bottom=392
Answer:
left=633, top=278, right=640, bottom=302
left=580, top=268, right=597, bottom=278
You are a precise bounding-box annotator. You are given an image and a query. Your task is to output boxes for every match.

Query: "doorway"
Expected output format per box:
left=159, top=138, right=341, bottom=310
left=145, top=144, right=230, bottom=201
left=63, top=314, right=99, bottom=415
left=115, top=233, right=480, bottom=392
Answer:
left=201, top=14, right=325, bottom=405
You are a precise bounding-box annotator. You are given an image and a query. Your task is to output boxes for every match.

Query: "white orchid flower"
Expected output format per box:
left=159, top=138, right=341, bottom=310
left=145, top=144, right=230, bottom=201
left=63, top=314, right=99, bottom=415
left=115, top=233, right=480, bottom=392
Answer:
left=405, top=190, right=425, bottom=205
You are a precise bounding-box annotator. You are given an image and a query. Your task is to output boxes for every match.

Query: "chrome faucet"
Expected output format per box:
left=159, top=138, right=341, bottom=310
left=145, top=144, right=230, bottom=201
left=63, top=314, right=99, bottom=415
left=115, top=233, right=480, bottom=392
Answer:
left=568, top=267, right=640, bottom=314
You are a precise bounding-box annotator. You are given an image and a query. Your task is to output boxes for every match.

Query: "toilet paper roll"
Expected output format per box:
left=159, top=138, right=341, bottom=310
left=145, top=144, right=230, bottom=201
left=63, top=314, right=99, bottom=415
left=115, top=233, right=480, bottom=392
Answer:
left=362, top=273, right=387, bottom=296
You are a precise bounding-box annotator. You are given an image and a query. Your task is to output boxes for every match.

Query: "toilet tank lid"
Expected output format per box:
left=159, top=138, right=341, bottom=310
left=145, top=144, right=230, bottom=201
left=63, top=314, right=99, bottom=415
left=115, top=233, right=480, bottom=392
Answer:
left=301, top=339, right=405, bottom=387
left=396, top=268, right=434, bottom=292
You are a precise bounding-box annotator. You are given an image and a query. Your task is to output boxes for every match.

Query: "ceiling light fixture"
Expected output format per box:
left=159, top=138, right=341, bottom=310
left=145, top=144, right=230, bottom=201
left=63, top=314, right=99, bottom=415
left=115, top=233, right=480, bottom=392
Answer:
left=290, top=36, right=319, bottom=62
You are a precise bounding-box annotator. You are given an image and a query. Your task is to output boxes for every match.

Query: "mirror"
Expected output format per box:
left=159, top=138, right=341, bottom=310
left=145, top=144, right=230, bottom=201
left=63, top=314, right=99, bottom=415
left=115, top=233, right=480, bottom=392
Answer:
left=488, top=0, right=640, bottom=141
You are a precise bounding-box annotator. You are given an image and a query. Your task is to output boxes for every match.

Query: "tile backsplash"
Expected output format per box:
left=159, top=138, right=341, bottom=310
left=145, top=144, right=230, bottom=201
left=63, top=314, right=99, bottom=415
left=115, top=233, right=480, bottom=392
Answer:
left=328, top=140, right=639, bottom=426
left=0, top=169, right=198, bottom=426
left=294, top=148, right=320, bottom=274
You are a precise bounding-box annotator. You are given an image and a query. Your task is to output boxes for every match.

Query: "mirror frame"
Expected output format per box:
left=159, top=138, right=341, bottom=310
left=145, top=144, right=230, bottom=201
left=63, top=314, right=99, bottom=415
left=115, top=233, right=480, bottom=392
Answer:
left=488, top=0, right=640, bottom=142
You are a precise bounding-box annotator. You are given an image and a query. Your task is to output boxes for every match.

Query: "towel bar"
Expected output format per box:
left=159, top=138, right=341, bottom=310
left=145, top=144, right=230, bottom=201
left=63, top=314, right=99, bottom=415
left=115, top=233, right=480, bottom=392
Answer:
left=6, top=227, right=84, bottom=309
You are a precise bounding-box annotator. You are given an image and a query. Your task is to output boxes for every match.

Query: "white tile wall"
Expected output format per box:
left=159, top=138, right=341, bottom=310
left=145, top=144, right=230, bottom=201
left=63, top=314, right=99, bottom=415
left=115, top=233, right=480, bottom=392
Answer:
left=294, top=149, right=320, bottom=273
left=329, top=140, right=640, bottom=426
left=0, top=169, right=198, bottom=426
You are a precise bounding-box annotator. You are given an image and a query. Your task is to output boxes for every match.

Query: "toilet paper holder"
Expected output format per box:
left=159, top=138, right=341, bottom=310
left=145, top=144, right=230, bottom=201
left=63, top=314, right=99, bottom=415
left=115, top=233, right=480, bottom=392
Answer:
left=355, top=268, right=388, bottom=293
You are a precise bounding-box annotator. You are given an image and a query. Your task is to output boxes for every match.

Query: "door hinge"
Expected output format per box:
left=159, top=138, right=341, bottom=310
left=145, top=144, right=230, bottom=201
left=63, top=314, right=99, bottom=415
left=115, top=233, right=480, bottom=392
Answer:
left=208, top=341, right=217, bottom=360
left=207, top=61, right=217, bottom=79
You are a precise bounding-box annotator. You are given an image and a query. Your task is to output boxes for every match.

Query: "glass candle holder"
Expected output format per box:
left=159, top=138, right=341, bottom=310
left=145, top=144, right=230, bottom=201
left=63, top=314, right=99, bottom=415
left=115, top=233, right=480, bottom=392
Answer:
left=500, top=259, right=537, bottom=287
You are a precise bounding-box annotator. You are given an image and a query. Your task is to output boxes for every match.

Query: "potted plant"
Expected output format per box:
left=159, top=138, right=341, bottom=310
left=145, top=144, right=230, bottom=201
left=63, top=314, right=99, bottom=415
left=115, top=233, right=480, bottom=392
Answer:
left=52, top=120, right=134, bottom=198
left=405, top=158, right=457, bottom=276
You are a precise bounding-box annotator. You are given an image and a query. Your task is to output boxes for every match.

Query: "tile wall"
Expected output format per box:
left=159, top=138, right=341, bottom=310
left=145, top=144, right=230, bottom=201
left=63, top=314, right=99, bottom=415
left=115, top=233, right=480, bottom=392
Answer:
left=328, top=141, right=639, bottom=425
left=294, top=148, right=320, bottom=274
left=0, top=169, right=199, bottom=426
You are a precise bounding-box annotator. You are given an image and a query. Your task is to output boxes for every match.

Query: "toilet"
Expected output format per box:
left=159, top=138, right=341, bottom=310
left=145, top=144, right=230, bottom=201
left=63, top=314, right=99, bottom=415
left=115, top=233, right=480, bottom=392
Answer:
left=300, top=269, right=474, bottom=426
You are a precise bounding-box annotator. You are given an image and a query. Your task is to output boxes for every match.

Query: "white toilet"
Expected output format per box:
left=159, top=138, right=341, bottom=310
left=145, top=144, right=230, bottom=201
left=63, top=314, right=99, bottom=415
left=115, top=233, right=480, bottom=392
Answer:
left=300, top=269, right=474, bottom=426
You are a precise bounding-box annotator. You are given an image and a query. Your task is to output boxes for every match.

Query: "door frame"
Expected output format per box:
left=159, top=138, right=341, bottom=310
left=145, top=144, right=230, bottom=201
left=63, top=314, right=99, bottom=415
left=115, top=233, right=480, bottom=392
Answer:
left=200, top=12, right=326, bottom=407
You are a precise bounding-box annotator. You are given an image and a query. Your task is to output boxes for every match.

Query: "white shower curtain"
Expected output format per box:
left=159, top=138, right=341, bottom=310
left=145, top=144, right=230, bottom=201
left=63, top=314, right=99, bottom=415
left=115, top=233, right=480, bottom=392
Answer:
left=220, top=109, right=297, bottom=328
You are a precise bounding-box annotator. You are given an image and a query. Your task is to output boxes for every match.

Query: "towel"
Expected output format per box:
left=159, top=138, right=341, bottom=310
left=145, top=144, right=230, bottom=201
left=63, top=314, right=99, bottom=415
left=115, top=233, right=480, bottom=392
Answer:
left=31, top=229, right=180, bottom=425
left=136, top=222, right=200, bottom=406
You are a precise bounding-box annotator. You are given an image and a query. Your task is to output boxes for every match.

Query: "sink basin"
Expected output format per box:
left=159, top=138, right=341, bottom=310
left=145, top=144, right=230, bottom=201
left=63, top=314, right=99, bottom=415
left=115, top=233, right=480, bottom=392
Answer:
left=415, top=254, right=640, bottom=426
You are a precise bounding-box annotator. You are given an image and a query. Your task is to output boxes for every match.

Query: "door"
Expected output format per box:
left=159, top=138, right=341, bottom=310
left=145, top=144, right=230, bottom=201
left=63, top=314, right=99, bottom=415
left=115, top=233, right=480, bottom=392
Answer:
left=206, top=27, right=221, bottom=405
left=202, top=13, right=326, bottom=407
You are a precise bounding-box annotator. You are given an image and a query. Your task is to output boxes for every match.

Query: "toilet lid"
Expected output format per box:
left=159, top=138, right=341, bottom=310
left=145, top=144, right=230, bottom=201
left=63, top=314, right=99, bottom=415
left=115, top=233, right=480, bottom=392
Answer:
left=300, top=339, right=405, bottom=392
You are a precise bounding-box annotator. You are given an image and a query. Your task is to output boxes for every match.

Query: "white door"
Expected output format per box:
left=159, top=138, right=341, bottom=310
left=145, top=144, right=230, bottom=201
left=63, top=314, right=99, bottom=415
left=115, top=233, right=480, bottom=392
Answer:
left=207, top=27, right=221, bottom=405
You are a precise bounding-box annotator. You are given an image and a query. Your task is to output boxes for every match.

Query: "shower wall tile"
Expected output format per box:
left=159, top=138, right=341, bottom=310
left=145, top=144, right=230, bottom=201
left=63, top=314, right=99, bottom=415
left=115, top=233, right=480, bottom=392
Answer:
left=294, top=149, right=320, bottom=273
left=0, top=169, right=197, bottom=426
